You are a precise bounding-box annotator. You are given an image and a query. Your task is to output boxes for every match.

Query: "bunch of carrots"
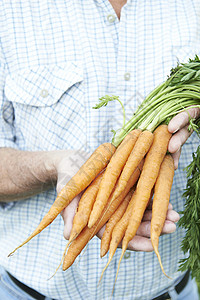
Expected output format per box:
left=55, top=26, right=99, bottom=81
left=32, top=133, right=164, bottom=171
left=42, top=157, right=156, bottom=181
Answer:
left=8, top=56, right=200, bottom=286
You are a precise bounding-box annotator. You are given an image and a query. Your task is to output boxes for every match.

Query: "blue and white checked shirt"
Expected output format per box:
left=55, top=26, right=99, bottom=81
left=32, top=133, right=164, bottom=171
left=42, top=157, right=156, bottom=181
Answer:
left=0, top=1, right=200, bottom=299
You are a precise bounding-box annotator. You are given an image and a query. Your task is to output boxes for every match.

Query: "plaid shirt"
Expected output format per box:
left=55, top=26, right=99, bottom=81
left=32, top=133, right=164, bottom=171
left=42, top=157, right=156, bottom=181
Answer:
left=0, top=1, right=199, bottom=299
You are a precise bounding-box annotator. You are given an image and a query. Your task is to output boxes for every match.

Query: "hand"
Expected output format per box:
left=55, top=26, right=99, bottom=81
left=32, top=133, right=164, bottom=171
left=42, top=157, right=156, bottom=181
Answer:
left=53, top=149, right=90, bottom=240
left=168, top=107, right=200, bottom=169
left=97, top=202, right=180, bottom=252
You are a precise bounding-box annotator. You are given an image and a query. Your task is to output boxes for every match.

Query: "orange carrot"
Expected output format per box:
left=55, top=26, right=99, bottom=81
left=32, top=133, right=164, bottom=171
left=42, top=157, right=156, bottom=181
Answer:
left=100, top=191, right=131, bottom=258
left=103, top=190, right=136, bottom=257
left=115, top=124, right=171, bottom=282
left=88, top=129, right=141, bottom=228
left=8, top=143, right=115, bottom=256
left=109, top=130, right=153, bottom=203
left=99, top=190, right=136, bottom=282
left=69, top=171, right=104, bottom=242
left=99, top=188, right=154, bottom=284
left=151, top=154, right=174, bottom=277
left=62, top=162, right=142, bottom=271
left=51, top=171, right=105, bottom=277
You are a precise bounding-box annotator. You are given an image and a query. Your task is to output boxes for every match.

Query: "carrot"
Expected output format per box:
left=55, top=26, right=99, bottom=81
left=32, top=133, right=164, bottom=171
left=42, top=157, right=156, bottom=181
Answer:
left=99, top=188, right=153, bottom=284
left=114, top=124, right=171, bottom=283
left=62, top=191, right=134, bottom=272
left=51, top=172, right=105, bottom=278
left=56, top=188, right=135, bottom=279
left=107, top=191, right=136, bottom=256
left=99, top=190, right=136, bottom=282
left=8, top=143, right=115, bottom=256
left=69, top=171, right=104, bottom=242
left=109, top=130, right=154, bottom=203
left=62, top=162, right=142, bottom=271
left=56, top=170, right=140, bottom=277
left=151, top=154, right=174, bottom=277
left=88, top=129, right=141, bottom=228
left=98, top=158, right=144, bottom=258
left=100, top=191, right=131, bottom=258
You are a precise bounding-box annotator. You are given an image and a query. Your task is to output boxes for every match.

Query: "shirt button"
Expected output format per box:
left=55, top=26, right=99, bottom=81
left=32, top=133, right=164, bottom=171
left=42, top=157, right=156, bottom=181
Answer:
left=107, top=14, right=116, bottom=23
left=40, top=89, right=49, bottom=98
left=124, top=72, right=131, bottom=81
left=124, top=252, right=131, bottom=259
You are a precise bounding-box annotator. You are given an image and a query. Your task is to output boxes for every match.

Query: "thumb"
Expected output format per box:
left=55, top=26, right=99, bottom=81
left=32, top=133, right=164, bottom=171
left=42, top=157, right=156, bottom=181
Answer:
left=61, top=195, right=81, bottom=240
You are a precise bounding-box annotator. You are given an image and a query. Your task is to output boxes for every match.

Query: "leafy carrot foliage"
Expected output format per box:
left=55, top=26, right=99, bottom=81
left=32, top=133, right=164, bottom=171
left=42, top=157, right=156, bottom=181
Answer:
left=178, top=145, right=200, bottom=280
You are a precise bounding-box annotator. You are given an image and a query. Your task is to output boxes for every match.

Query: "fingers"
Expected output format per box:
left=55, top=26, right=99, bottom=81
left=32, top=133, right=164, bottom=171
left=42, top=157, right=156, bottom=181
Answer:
left=56, top=150, right=90, bottom=193
left=143, top=205, right=180, bottom=223
left=136, top=199, right=179, bottom=245
left=168, top=124, right=187, bottom=169
left=162, top=220, right=176, bottom=234
left=168, top=125, right=190, bottom=153
left=96, top=225, right=106, bottom=239
left=170, top=149, right=181, bottom=170
left=97, top=218, right=177, bottom=253
left=166, top=209, right=180, bottom=223
left=168, top=107, right=200, bottom=134
left=125, top=219, right=177, bottom=252
left=96, top=206, right=179, bottom=253
left=136, top=219, right=176, bottom=238
left=127, top=236, right=153, bottom=252
left=168, top=107, right=200, bottom=168
left=103, top=235, right=154, bottom=252
left=61, top=195, right=81, bottom=240
left=56, top=150, right=89, bottom=240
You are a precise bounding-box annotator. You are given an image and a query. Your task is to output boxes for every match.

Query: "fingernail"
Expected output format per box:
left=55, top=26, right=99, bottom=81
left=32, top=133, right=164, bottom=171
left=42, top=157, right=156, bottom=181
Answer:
left=173, top=127, right=179, bottom=134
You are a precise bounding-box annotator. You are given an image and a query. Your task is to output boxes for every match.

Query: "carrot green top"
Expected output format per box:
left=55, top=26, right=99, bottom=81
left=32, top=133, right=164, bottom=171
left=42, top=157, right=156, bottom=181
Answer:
left=93, top=55, right=200, bottom=147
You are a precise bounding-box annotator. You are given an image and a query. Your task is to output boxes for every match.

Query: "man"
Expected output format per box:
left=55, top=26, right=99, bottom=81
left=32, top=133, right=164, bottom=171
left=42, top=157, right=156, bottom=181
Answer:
left=0, top=0, right=199, bottom=299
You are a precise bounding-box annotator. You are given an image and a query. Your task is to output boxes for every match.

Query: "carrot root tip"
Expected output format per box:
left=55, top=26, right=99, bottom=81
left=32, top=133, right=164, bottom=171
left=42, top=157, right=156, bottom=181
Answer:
left=100, top=248, right=107, bottom=258
left=88, top=217, right=95, bottom=229
left=153, top=245, right=172, bottom=279
left=98, top=258, right=112, bottom=286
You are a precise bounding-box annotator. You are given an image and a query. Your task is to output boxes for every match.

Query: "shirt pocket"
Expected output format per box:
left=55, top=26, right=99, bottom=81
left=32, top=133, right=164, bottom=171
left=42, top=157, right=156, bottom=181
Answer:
left=4, top=62, right=86, bottom=150
left=5, top=62, right=83, bottom=107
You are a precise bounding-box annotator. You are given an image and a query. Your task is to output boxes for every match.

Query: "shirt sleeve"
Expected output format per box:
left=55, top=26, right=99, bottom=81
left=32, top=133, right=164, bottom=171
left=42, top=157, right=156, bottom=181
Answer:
left=0, top=50, right=17, bottom=149
left=0, top=39, right=17, bottom=210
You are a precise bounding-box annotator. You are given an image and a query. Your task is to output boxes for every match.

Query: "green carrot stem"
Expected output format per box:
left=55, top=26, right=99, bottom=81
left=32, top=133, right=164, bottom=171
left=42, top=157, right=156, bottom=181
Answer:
left=95, top=56, right=200, bottom=147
